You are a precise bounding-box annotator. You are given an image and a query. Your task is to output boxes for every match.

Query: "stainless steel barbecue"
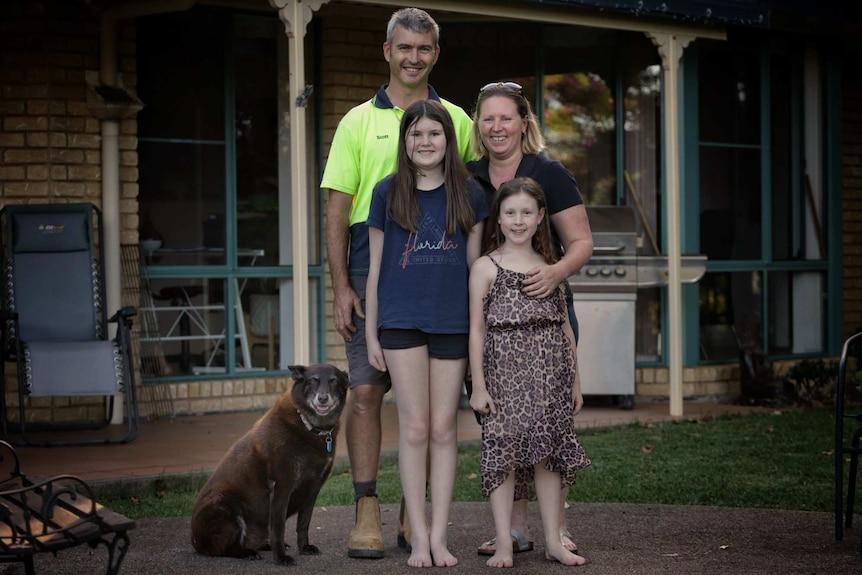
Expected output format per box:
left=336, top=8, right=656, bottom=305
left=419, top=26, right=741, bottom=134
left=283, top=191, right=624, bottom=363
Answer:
left=569, top=206, right=706, bottom=408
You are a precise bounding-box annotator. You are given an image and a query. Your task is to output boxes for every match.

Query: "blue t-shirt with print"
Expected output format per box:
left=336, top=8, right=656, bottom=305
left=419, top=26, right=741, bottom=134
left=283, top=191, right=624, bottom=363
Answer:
left=366, top=175, right=488, bottom=334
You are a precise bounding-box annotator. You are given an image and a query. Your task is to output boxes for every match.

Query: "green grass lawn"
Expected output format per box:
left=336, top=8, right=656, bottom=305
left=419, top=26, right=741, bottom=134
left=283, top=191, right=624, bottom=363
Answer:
left=98, top=408, right=844, bottom=518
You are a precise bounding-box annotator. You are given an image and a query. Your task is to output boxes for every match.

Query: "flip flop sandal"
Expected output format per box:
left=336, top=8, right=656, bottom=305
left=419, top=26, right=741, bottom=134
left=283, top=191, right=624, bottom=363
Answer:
left=560, top=528, right=580, bottom=555
left=477, top=528, right=534, bottom=556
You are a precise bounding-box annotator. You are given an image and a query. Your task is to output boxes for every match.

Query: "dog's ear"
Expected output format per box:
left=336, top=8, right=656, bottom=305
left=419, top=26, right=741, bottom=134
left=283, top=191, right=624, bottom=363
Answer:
left=287, top=365, right=306, bottom=382
left=336, top=367, right=350, bottom=390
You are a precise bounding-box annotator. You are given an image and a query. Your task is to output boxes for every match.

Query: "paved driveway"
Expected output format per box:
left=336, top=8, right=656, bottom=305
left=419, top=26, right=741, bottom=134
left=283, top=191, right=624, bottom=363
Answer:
left=23, top=502, right=862, bottom=574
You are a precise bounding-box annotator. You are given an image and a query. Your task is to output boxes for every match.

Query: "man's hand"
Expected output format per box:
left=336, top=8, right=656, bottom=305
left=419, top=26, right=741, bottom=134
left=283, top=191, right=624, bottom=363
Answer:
left=333, top=285, right=363, bottom=342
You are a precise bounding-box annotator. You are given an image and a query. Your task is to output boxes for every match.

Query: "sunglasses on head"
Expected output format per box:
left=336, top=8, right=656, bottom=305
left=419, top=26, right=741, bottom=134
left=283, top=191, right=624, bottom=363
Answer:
left=480, top=81, right=523, bottom=93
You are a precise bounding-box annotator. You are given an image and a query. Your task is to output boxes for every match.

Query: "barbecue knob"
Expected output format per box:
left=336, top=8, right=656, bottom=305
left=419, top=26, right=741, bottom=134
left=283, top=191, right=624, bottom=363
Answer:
left=600, top=267, right=612, bottom=277
left=586, top=267, right=598, bottom=277
left=614, top=266, right=627, bottom=277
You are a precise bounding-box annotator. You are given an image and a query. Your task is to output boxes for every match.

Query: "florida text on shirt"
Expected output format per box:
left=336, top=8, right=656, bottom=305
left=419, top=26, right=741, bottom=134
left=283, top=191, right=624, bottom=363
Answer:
left=399, top=217, right=460, bottom=269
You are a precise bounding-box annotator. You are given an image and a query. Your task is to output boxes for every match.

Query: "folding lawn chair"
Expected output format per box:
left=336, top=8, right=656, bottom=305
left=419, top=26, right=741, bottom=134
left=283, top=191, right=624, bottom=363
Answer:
left=0, top=203, right=139, bottom=446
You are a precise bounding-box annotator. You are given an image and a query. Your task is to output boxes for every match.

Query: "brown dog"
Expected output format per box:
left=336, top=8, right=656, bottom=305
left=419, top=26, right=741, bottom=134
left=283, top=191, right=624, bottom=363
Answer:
left=190, top=364, right=349, bottom=565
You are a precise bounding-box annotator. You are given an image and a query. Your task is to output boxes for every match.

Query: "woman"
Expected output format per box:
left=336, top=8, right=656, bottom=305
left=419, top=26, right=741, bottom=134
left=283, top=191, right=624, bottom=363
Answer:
left=467, top=81, right=593, bottom=557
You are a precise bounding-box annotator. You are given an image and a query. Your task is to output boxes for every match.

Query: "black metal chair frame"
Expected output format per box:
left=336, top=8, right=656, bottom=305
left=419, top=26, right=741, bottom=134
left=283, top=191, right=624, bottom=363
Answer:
left=834, top=330, right=862, bottom=554
left=0, top=203, right=139, bottom=446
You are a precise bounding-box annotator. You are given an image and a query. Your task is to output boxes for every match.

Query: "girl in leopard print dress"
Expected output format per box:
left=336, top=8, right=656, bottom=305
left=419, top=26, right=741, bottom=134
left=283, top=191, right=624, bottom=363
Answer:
left=468, top=177, right=590, bottom=568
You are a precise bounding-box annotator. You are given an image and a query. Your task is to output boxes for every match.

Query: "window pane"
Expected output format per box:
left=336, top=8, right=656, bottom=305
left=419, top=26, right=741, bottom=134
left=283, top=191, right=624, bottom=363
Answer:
left=542, top=27, right=617, bottom=205
left=139, top=141, right=227, bottom=265
left=137, top=9, right=225, bottom=141
left=699, top=270, right=762, bottom=361
left=235, top=17, right=279, bottom=270
left=623, top=37, right=662, bottom=255
left=244, top=281, right=280, bottom=371
left=140, top=278, right=235, bottom=377
left=698, top=39, right=760, bottom=145
left=767, top=270, right=825, bottom=355
left=699, top=146, right=761, bottom=260
left=770, top=48, right=796, bottom=261
left=635, top=287, right=662, bottom=361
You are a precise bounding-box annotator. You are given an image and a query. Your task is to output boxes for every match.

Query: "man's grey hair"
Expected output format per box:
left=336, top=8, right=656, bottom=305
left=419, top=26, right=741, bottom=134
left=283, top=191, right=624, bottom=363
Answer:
left=386, top=7, right=440, bottom=46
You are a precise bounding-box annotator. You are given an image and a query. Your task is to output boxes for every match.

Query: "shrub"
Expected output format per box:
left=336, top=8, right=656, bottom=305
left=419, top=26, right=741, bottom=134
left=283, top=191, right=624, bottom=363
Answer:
left=785, top=358, right=836, bottom=406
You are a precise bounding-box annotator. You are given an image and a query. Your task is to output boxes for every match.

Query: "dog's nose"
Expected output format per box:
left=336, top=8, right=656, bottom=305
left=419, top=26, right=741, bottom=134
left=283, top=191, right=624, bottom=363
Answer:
left=317, top=393, right=331, bottom=405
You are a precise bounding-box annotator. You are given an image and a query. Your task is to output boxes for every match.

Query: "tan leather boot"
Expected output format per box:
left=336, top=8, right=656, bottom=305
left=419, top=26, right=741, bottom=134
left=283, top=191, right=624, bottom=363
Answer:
left=397, top=495, right=411, bottom=550
left=347, top=496, right=384, bottom=558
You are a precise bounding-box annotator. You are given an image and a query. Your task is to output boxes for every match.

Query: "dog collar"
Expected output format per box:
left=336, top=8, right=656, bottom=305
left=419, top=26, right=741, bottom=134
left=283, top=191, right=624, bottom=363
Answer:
left=298, top=410, right=334, bottom=453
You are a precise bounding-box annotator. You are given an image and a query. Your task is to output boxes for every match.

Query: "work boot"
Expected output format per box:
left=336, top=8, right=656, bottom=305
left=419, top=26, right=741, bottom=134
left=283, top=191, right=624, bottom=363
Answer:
left=397, top=495, right=411, bottom=550
left=347, top=496, right=384, bottom=558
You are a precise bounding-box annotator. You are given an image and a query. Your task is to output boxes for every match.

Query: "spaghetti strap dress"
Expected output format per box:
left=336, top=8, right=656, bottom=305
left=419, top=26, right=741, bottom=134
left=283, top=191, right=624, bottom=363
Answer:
left=480, top=255, right=591, bottom=499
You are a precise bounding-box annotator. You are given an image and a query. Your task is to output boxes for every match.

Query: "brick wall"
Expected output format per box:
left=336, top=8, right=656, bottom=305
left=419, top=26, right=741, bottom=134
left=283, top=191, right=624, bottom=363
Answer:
left=0, top=1, right=143, bottom=423
left=842, top=73, right=862, bottom=337
left=636, top=365, right=741, bottom=402
left=166, top=376, right=290, bottom=415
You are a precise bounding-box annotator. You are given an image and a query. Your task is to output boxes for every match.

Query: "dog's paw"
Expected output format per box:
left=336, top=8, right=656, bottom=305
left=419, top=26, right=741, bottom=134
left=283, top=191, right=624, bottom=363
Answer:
left=300, top=544, right=322, bottom=555
left=241, top=551, right=263, bottom=561
left=275, top=554, right=295, bottom=566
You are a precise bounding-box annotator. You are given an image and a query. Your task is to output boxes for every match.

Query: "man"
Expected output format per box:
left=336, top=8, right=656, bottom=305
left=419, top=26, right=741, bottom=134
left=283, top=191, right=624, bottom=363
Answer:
left=321, top=7, right=473, bottom=559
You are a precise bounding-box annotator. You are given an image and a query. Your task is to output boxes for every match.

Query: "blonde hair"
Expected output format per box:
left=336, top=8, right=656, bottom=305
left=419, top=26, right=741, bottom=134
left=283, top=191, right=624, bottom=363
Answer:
left=469, top=83, right=546, bottom=159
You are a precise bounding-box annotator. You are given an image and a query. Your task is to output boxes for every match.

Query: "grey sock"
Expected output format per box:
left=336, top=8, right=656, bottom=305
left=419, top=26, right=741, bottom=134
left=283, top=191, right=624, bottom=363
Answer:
left=353, top=480, right=377, bottom=501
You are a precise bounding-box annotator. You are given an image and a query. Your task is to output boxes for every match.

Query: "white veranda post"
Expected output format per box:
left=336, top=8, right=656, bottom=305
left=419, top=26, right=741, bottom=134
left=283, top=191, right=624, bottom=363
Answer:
left=648, top=32, right=693, bottom=418
left=270, top=0, right=329, bottom=365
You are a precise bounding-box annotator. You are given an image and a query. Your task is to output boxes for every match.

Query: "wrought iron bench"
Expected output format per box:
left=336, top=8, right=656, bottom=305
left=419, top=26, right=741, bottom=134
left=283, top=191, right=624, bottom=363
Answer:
left=0, top=440, right=134, bottom=574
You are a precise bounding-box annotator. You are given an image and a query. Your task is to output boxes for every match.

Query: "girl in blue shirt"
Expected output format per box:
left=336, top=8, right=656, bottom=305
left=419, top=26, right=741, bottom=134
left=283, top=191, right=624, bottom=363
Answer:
left=365, top=99, right=486, bottom=568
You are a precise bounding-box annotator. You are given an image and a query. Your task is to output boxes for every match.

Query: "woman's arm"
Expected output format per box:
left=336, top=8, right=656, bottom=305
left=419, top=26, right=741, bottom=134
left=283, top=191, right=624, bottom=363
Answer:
left=365, top=226, right=387, bottom=372
left=522, top=204, right=593, bottom=299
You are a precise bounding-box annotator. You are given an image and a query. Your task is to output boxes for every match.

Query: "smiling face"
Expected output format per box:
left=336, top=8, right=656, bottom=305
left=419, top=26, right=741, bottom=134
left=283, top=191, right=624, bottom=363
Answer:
left=405, top=116, right=446, bottom=177
left=478, top=95, right=527, bottom=162
left=498, top=191, right=545, bottom=247
left=383, top=25, right=439, bottom=91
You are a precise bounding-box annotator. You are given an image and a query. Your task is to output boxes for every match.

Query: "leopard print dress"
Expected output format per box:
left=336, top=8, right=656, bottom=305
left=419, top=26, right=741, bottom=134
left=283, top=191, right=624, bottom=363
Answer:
left=480, top=256, right=591, bottom=499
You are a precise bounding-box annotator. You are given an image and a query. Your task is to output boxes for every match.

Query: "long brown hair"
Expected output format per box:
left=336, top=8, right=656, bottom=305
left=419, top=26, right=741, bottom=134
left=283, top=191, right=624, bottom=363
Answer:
left=484, top=177, right=557, bottom=265
left=388, top=99, right=474, bottom=235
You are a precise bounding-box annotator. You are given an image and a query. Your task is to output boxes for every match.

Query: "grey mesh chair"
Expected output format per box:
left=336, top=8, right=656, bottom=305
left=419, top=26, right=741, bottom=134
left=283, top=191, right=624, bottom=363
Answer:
left=835, top=331, right=862, bottom=555
left=0, top=203, right=139, bottom=446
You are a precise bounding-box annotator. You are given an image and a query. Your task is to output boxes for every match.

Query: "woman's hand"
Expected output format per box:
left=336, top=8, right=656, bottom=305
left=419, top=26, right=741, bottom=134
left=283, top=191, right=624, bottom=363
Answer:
left=522, top=262, right=566, bottom=299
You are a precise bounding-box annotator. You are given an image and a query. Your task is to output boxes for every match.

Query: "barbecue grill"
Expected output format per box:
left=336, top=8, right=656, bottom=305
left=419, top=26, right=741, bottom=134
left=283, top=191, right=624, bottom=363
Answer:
left=569, top=206, right=706, bottom=409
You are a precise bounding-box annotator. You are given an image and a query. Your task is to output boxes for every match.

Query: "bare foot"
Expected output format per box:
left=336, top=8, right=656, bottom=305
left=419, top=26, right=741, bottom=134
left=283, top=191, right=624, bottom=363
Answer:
left=560, top=528, right=578, bottom=553
left=431, top=536, right=458, bottom=567
left=408, top=536, right=433, bottom=568
left=486, top=551, right=513, bottom=568
left=545, top=541, right=585, bottom=566
left=407, top=548, right=433, bottom=568
left=430, top=544, right=458, bottom=567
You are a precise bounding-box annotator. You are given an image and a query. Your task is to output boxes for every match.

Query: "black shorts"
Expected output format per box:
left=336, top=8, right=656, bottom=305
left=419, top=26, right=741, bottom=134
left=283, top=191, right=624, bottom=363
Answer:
left=378, top=328, right=468, bottom=360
